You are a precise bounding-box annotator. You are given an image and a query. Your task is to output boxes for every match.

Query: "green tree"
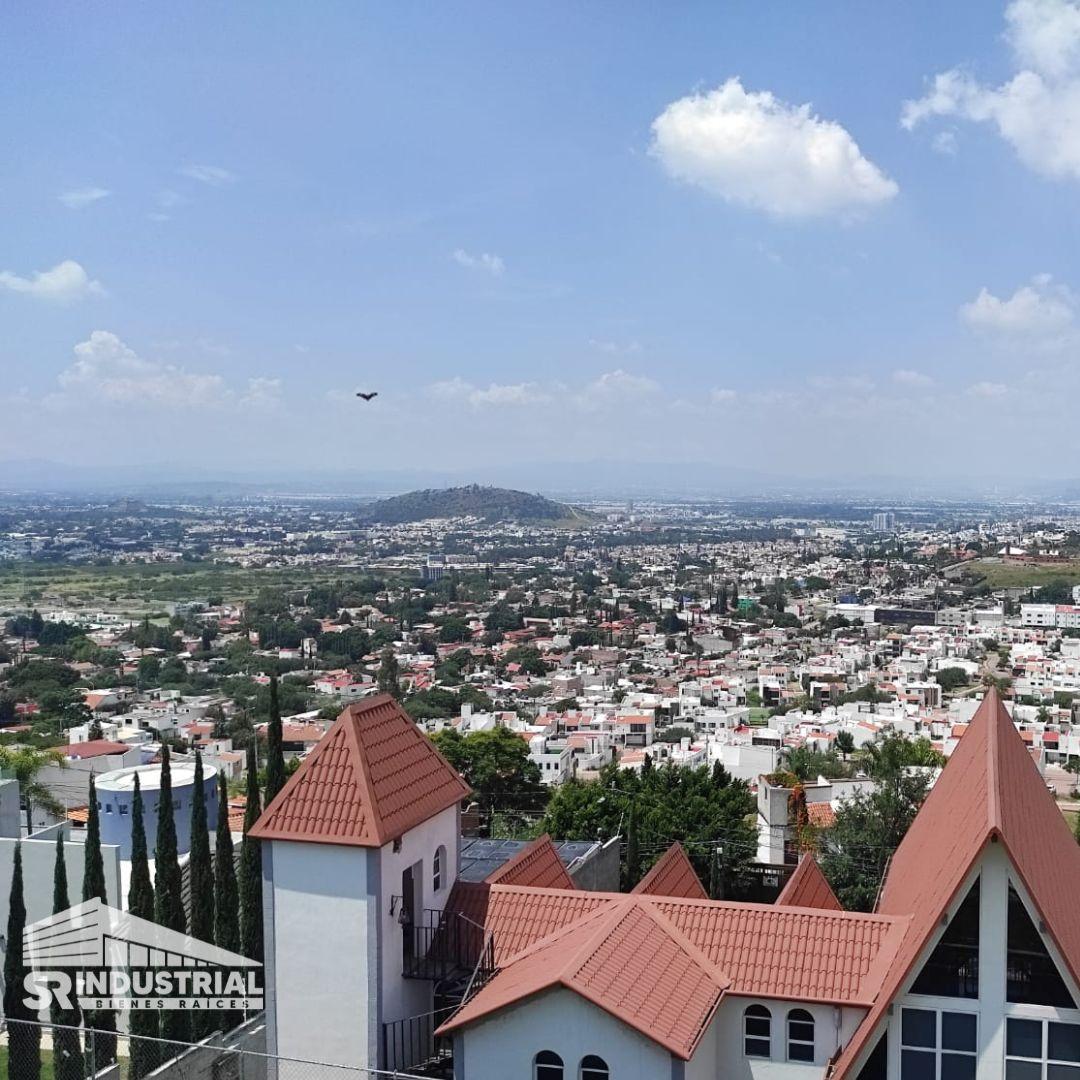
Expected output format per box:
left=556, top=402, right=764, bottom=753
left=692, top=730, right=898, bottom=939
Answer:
left=542, top=761, right=755, bottom=899
left=128, top=774, right=159, bottom=1078
left=265, top=675, right=287, bottom=806
left=51, top=834, right=84, bottom=1080
left=0, top=745, right=66, bottom=833
left=835, top=731, right=856, bottom=759
left=239, top=742, right=264, bottom=963
left=429, top=726, right=544, bottom=830
left=83, top=774, right=118, bottom=1062
left=189, top=752, right=216, bottom=1039
left=5, top=844, right=41, bottom=1080
left=377, top=648, right=402, bottom=699
left=819, top=752, right=935, bottom=911
left=623, top=801, right=642, bottom=890
left=213, top=770, right=241, bottom=1036
left=934, top=667, right=971, bottom=692
left=155, top=744, right=189, bottom=1045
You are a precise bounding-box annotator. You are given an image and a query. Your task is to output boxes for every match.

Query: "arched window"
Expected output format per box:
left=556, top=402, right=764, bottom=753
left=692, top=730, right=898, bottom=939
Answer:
left=535, top=1051, right=564, bottom=1080
left=744, top=1004, right=772, bottom=1058
left=787, top=1009, right=815, bottom=1062
left=580, top=1055, right=609, bottom=1080
left=433, top=845, right=446, bottom=891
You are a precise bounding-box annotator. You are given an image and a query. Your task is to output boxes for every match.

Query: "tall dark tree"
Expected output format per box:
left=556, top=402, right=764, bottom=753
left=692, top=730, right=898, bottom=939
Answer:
left=5, top=844, right=42, bottom=1080
left=155, top=744, right=189, bottom=1045
left=377, top=647, right=402, bottom=699
left=82, top=775, right=117, bottom=1063
left=622, top=801, right=641, bottom=890
left=239, top=742, right=263, bottom=963
left=51, top=835, right=84, bottom=1080
left=189, top=753, right=217, bottom=1040
left=214, top=770, right=241, bottom=1035
left=265, top=676, right=287, bottom=806
left=127, top=774, right=160, bottom=1079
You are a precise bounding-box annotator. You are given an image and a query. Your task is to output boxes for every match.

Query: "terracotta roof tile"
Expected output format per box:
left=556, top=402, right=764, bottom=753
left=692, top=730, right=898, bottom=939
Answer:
left=485, top=834, right=576, bottom=890
left=775, top=854, right=842, bottom=912
left=439, top=897, right=726, bottom=1059
left=249, top=694, right=470, bottom=847
left=806, top=802, right=837, bottom=828
left=631, top=842, right=708, bottom=900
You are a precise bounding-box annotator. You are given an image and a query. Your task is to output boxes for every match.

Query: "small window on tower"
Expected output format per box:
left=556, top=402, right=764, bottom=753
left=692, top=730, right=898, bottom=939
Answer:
left=433, top=845, right=446, bottom=891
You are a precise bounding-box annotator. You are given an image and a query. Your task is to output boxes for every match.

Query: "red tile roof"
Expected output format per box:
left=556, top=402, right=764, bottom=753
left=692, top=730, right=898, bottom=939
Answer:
left=248, top=694, right=470, bottom=848
left=775, top=854, right=842, bottom=912
left=806, top=801, right=837, bottom=828
left=485, top=835, right=576, bottom=890
left=440, top=897, right=726, bottom=1059
left=631, top=842, right=708, bottom=901
left=833, top=688, right=1080, bottom=1079
left=61, top=740, right=130, bottom=759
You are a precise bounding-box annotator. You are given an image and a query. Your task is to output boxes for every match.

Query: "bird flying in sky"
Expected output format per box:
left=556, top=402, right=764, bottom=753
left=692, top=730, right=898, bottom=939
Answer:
left=356, top=392, right=378, bottom=401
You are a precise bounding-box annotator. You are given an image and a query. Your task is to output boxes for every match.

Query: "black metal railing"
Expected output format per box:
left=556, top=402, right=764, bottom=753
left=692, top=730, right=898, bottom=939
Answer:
left=399, top=904, right=487, bottom=981
left=382, top=1006, right=456, bottom=1076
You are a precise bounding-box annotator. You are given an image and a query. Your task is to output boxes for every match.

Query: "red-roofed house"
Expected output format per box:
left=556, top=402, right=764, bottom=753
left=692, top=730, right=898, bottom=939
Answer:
left=256, top=688, right=1080, bottom=1080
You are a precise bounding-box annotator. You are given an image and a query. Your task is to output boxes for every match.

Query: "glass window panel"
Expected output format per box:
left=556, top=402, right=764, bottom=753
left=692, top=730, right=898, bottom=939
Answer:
left=942, top=1054, right=976, bottom=1080
left=903, top=1010, right=937, bottom=1049
left=791, top=1022, right=815, bottom=1041
left=943, top=1013, right=977, bottom=1053
left=1048, top=1066, right=1080, bottom=1080
left=745, top=1037, right=770, bottom=1058
left=747, top=1017, right=771, bottom=1036
left=1008, top=1019, right=1044, bottom=1060
left=1006, top=1062, right=1042, bottom=1080
left=901, top=1050, right=936, bottom=1080
left=1050, top=1026, right=1080, bottom=1064
left=789, top=1043, right=814, bottom=1063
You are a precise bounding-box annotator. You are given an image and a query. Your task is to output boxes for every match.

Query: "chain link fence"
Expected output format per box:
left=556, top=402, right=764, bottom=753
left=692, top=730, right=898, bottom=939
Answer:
left=0, top=1018, right=432, bottom=1080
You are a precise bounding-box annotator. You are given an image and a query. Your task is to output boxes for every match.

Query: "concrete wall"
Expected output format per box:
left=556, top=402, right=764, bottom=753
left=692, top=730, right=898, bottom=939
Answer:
left=0, top=777, right=20, bottom=837
left=695, top=997, right=865, bottom=1080
left=459, top=987, right=671, bottom=1080
left=264, top=839, right=374, bottom=1070
left=567, top=835, right=621, bottom=892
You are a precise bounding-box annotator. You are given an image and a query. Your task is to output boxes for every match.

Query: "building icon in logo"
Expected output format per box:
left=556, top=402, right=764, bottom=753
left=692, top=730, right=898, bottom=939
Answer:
left=23, top=898, right=261, bottom=1012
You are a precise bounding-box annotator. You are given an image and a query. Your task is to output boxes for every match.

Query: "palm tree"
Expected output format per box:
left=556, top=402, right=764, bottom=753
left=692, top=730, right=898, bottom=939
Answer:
left=0, top=745, right=67, bottom=833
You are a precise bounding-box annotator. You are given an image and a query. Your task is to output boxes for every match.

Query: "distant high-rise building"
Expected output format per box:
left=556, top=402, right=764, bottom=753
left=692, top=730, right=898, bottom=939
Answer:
left=872, top=511, right=896, bottom=533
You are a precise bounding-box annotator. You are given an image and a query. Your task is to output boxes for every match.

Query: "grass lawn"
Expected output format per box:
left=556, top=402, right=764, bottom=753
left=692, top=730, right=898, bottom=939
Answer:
left=748, top=707, right=771, bottom=726
left=964, top=558, right=1080, bottom=589
left=0, top=1046, right=55, bottom=1080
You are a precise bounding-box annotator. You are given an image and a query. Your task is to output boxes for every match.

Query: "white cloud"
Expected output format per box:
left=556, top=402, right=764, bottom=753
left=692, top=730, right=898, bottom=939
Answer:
left=967, top=380, right=1010, bottom=397
left=0, top=260, right=104, bottom=302
left=808, top=374, right=875, bottom=392
left=932, top=130, right=959, bottom=155
left=589, top=338, right=642, bottom=355
left=181, top=164, right=237, bottom=186
left=427, top=377, right=546, bottom=408
left=240, top=377, right=283, bottom=409
left=55, top=331, right=228, bottom=407
left=903, top=0, right=1080, bottom=180
left=58, top=187, right=110, bottom=210
left=960, top=274, right=1076, bottom=337
left=893, top=369, right=935, bottom=387
left=711, top=387, right=737, bottom=402
left=452, top=249, right=505, bottom=275
left=650, top=76, right=898, bottom=218
left=583, top=369, right=661, bottom=403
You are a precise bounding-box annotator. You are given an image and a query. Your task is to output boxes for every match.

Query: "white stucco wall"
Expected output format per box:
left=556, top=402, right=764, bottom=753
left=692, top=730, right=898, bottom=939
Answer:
left=264, top=839, right=375, bottom=1069
left=458, top=987, right=672, bottom=1080
left=376, top=803, right=460, bottom=1029
left=693, top=997, right=865, bottom=1080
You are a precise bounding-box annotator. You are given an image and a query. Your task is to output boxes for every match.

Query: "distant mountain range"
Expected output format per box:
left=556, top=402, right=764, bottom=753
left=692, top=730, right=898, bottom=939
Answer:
left=357, top=484, right=592, bottom=525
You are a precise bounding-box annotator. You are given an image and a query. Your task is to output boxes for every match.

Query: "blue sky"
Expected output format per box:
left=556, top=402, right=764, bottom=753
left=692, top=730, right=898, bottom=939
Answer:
left=3, top=0, right=1080, bottom=483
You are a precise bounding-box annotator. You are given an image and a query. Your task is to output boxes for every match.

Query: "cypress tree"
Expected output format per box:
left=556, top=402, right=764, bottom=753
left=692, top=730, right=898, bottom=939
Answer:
left=189, top=753, right=216, bottom=1040
left=128, top=774, right=159, bottom=1079
left=265, top=676, right=286, bottom=806
left=82, top=776, right=117, bottom=1063
left=214, top=771, right=240, bottom=953
left=239, top=741, right=263, bottom=963
left=214, top=771, right=241, bottom=1036
left=5, top=844, right=42, bottom=1080
left=623, top=802, right=641, bottom=890
left=154, top=744, right=189, bottom=1045
left=51, top=835, right=83, bottom=1080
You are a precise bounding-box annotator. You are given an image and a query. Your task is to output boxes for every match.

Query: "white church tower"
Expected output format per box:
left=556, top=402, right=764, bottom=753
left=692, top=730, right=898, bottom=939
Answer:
left=250, top=694, right=470, bottom=1072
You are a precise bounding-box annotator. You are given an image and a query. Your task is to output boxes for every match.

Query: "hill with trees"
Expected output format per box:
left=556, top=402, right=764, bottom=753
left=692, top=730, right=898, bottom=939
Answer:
left=358, top=484, right=591, bottom=525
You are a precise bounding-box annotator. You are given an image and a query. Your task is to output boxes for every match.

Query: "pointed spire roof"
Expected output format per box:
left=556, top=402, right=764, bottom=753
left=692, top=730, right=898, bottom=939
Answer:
left=248, top=694, right=470, bottom=848
left=776, top=854, right=842, bottom=912
left=833, top=687, right=1080, bottom=1078
left=485, top=834, right=576, bottom=890
left=631, top=842, right=708, bottom=900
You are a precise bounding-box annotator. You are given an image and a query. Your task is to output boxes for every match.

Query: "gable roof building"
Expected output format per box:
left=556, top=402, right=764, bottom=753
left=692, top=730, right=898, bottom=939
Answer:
left=259, top=688, right=1080, bottom=1080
